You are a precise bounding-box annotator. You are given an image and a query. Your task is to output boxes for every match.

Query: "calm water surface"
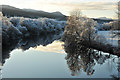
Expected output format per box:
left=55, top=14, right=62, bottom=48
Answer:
left=2, top=33, right=120, bottom=78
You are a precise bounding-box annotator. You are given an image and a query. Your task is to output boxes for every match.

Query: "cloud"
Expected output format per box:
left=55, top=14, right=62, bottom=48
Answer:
left=30, top=41, right=65, bottom=54
left=50, top=2, right=117, bottom=10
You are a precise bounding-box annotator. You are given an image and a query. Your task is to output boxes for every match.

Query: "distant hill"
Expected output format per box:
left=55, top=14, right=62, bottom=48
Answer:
left=92, top=17, right=114, bottom=24
left=0, top=5, right=67, bottom=20
left=96, top=17, right=113, bottom=20
left=0, top=5, right=114, bottom=22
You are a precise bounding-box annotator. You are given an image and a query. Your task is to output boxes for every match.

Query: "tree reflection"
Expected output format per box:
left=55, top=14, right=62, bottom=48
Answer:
left=63, top=38, right=117, bottom=76
left=2, top=32, right=62, bottom=65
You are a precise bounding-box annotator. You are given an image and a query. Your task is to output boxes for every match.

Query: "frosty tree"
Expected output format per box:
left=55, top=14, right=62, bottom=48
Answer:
left=64, top=10, right=97, bottom=46
left=63, top=10, right=120, bottom=56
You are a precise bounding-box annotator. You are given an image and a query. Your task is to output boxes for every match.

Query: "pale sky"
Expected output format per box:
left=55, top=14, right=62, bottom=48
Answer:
left=1, top=0, right=119, bottom=19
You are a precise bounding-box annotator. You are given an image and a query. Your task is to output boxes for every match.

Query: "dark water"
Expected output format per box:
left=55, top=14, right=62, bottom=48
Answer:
left=1, top=32, right=120, bottom=78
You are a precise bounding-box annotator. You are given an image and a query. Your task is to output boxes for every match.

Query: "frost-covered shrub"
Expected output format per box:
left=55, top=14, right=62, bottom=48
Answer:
left=1, top=12, right=66, bottom=39
left=96, top=21, right=120, bottom=31
left=100, top=23, right=112, bottom=30
left=6, top=25, right=22, bottom=39
left=1, top=13, right=22, bottom=40
left=2, top=16, right=12, bottom=30
left=17, top=25, right=28, bottom=35
left=9, top=17, right=24, bottom=27
left=9, top=17, right=66, bottom=34
left=102, top=23, right=111, bottom=30
left=110, top=21, right=120, bottom=30
left=22, top=19, right=40, bottom=35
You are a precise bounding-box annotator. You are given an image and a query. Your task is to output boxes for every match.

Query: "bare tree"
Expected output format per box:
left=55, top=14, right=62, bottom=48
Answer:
left=64, top=10, right=97, bottom=47
left=112, top=1, right=120, bottom=48
left=70, top=9, right=82, bottom=18
left=118, top=1, right=120, bottom=21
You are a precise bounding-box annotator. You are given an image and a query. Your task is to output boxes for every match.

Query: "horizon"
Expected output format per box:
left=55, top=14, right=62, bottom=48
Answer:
left=1, top=0, right=119, bottom=19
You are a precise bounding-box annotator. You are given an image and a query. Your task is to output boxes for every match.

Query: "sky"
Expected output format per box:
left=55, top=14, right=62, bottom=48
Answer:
left=1, top=0, right=119, bottom=19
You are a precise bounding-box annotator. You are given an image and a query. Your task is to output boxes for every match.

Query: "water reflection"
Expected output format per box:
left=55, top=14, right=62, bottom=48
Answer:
left=34, top=41, right=64, bottom=54
left=2, top=32, right=63, bottom=65
left=1, top=31, right=120, bottom=78
left=63, top=38, right=120, bottom=78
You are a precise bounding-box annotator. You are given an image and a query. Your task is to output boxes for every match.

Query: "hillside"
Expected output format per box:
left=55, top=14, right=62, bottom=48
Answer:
left=0, top=5, right=67, bottom=20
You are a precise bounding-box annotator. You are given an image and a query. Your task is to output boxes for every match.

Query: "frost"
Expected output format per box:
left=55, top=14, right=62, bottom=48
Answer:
left=96, top=21, right=120, bottom=31
left=1, top=13, right=66, bottom=40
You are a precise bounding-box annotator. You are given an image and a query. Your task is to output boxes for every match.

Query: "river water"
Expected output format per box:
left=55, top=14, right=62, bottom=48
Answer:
left=1, top=32, right=120, bottom=78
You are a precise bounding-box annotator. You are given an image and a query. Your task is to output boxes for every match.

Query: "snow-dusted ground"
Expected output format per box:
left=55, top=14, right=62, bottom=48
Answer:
left=97, top=31, right=119, bottom=47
